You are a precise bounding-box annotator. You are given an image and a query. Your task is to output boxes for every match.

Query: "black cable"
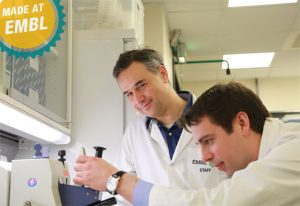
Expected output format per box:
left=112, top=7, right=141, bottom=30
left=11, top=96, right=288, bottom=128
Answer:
left=86, top=197, right=117, bottom=206
left=223, top=60, right=231, bottom=75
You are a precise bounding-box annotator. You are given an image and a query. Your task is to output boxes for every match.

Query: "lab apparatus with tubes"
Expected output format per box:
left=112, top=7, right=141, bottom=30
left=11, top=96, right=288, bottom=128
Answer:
left=0, top=146, right=119, bottom=206
left=0, top=0, right=143, bottom=205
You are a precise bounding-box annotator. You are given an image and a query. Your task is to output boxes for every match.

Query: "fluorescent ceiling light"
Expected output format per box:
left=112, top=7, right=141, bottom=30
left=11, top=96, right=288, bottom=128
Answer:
left=0, top=102, right=70, bottom=144
left=178, top=57, right=186, bottom=63
left=178, top=42, right=187, bottom=63
left=222, top=52, right=275, bottom=69
left=228, top=0, right=298, bottom=7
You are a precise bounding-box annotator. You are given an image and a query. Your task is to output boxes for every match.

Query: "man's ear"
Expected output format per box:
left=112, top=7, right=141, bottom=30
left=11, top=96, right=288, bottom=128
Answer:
left=159, top=65, right=169, bottom=83
left=235, top=111, right=251, bottom=135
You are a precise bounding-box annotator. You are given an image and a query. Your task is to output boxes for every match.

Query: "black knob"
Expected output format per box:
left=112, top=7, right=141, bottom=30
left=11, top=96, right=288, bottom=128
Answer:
left=93, top=146, right=106, bottom=158
left=58, top=150, right=66, bottom=165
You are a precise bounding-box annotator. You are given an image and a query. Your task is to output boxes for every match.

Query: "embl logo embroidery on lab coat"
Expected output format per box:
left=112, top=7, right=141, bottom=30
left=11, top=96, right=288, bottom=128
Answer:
left=192, top=159, right=213, bottom=172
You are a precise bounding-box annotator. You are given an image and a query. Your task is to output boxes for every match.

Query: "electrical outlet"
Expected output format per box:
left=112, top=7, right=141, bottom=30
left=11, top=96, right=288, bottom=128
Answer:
left=18, top=137, right=35, bottom=150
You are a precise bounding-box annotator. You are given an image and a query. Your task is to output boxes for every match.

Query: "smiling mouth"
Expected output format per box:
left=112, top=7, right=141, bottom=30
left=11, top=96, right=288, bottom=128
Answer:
left=216, top=162, right=225, bottom=171
left=141, top=100, right=152, bottom=111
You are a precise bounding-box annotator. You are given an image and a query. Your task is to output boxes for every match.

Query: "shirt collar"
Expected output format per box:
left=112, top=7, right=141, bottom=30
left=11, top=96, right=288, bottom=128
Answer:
left=146, top=91, right=193, bottom=129
left=178, top=91, right=193, bottom=115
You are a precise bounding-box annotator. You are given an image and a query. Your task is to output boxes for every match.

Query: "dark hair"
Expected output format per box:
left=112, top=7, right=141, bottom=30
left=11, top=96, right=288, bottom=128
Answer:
left=183, top=82, right=271, bottom=134
left=113, top=48, right=164, bottom=78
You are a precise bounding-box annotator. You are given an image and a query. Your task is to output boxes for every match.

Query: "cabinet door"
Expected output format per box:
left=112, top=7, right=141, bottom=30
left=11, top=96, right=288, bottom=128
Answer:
left=0, top=0, right=72, bottom=144
left=72, top=35, right=125, bottom=162
left=0, top=0, right=71, bottom=144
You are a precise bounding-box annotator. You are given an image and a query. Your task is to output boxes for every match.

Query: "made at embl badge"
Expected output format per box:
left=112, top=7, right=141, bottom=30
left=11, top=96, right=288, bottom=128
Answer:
left=0, top=0, right=65, bottom=58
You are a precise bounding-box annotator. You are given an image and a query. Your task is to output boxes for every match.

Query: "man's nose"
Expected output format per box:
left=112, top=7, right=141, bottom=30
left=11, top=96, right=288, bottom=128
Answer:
left=132, top=91, right=144, bottom=104
left=201, top=146, right=213, bottom=162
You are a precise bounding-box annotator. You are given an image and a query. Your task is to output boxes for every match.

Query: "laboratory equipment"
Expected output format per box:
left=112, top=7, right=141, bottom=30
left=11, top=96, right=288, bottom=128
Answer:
left=6, top=146, right=117, bottom=206
left=7, top=147, right=101, bottom=206
left=10, top=158, right=68, bottom=206
left=88, top=146, right=117, bottom=206
left=0, top=161, right=11, bottom=206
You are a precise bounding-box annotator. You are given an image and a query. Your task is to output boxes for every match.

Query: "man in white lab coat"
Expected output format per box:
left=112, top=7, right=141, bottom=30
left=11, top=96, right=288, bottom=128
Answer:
left=111, top=48, right=226, bottom=196
left=74, top=82, right=300, bottom=205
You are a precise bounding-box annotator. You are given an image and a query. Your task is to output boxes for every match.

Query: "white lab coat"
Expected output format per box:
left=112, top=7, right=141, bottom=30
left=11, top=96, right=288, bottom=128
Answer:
left=115, top=116, right=227, bottom=190
left=149, top=118, right=300, bottom=206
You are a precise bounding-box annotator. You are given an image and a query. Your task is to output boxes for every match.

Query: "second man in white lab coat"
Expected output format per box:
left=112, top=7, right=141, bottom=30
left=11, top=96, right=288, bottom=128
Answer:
left=74, top=82, right=300, bottom=205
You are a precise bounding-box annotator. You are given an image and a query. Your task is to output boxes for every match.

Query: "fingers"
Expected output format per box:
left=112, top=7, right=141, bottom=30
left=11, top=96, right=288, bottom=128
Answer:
left=74, top=161, right=85, bottom=172
left=74, top=155, right=93, bottom=171
left=73, top=177, right=90, bottom=187
left=73, top=155, right=119, bottom=192
left=73, top=176, right=84, bottom=185
left=73, top=155, right=94, bottom=187
left=73, top=169, right=91, bottom=186
left=75, top=154, right=88, bottom=163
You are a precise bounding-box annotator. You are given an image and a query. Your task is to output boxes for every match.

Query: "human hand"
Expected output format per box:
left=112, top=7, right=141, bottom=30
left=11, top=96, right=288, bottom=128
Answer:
left=73, top=155, right=118, bottom=191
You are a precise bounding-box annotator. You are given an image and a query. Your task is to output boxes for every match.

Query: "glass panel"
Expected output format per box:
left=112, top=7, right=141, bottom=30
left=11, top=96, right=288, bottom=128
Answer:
left=0, top=0, right=70, bottom=126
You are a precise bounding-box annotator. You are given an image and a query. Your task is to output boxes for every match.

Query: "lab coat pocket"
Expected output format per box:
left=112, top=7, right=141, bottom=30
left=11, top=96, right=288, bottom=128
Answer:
left=187, top=147, right=222, bottom=189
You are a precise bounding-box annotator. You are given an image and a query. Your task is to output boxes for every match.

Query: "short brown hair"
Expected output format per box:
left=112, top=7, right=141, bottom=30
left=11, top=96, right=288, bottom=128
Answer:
left=113, top=48, right=164, bottom=78
left=183, top=82, right=271, bottom=134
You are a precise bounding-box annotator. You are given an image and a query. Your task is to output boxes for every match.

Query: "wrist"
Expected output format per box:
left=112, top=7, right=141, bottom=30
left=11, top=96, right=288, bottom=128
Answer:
left=116, top=173, right=138, bottom=202
left=106, top=171, right=126, bottom=195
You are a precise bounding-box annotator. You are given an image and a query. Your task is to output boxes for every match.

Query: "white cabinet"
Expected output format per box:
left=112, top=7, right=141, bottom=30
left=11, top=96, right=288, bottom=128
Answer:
left=0, top=0, right=71, bottom=144
left=72, top=29, right=138, bottom=162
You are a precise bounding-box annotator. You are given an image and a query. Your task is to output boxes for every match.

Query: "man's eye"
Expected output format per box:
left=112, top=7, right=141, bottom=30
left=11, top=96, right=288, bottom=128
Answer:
left=203, top=138, right=214, bottom=145
left=136, top=83, right=146, bottom=89
left=126, top=92, right=133, bottom=97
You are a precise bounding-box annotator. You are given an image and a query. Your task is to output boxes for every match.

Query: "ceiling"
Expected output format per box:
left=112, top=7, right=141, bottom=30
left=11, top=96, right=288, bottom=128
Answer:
left=142, top=0, right=300, bottom=82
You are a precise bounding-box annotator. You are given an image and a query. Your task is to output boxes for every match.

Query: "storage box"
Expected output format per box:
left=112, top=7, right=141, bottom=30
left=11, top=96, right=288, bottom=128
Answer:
left=119, top=0, right=144, bottom=46
left=97, top=0, right=144, bottom=46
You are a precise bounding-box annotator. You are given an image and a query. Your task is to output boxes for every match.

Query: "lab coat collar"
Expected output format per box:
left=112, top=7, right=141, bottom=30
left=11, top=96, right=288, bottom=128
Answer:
left=148, top=120, right=172, bottom=159
left=144, top=91, right=196, bottom=162
left=147, top=119, right=193, bottom=163
left=171, top=129, right=193, bottom=162
left=258, top=118, right=282, bottom=159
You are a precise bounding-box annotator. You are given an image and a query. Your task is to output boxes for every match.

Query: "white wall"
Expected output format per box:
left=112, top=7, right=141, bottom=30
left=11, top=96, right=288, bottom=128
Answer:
left=183, top=79, right=256, bottom=98
left=258, top=77, right=300, bottom=112
left=182, top=77, right=300, bottom=112
left=144, top=3, right=173, bottom=85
